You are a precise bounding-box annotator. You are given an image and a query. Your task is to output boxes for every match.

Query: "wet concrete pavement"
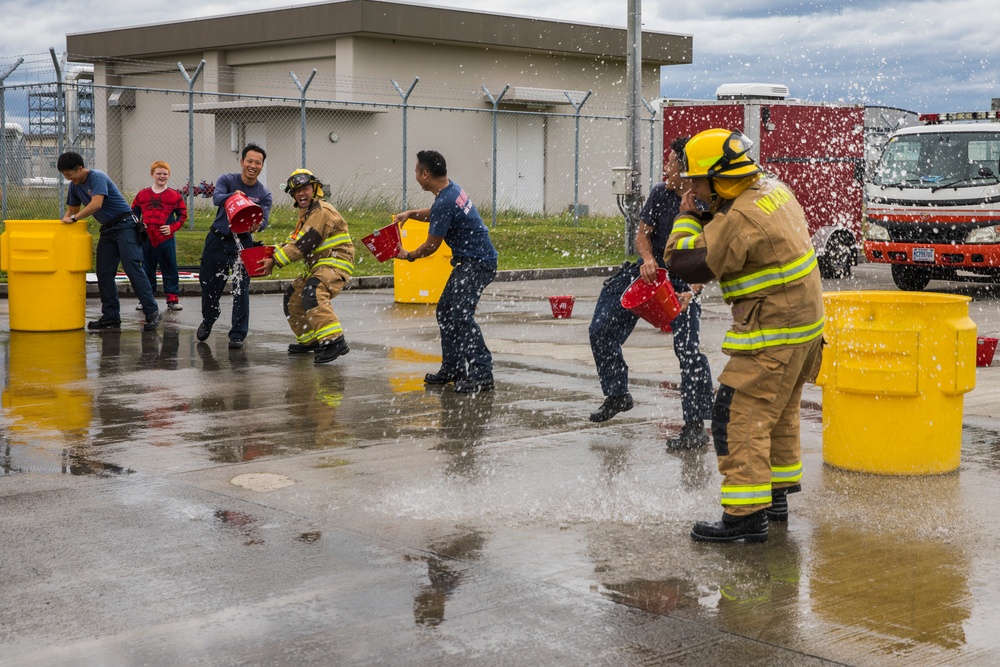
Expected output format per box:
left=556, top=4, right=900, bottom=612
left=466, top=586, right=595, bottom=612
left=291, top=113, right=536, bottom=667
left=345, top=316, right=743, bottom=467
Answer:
left=3, top=264, right=1000, bottom=666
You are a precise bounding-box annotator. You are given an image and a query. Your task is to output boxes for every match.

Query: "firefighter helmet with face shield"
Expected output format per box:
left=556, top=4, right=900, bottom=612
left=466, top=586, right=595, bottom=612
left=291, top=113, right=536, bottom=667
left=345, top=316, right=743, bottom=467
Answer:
left=680, top=129, right=760, bottom=179
left=283, top=168, right=326, bottom=205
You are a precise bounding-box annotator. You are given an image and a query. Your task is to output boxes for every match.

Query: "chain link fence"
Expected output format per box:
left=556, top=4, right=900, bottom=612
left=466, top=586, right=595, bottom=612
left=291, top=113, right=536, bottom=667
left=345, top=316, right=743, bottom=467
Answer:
left=2, top=54, right=664, bottom=226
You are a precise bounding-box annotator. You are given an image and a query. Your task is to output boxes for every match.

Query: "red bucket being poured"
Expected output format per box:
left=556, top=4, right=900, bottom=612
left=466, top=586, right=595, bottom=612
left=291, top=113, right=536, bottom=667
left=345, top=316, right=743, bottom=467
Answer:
left=361, top=221, right=403, bottom=262
left=620, top=268, right=682, bottom=331
left=225, top=193, right=264, bottom=234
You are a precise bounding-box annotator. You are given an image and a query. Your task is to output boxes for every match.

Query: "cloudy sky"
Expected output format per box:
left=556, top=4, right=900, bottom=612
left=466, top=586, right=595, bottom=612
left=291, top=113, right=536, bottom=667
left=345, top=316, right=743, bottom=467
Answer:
left=1, top=0, right=997, bottom=113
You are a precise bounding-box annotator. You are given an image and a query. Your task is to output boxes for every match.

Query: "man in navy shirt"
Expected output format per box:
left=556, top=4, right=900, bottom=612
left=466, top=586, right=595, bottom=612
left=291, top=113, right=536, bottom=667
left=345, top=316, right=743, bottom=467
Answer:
left=394, top=150, right=498, bottom=393
left=58, top=152, right=160, bottom=331
left=197, top=144, right=272, bottom=349
left=588, top=137, right=714, bottom=448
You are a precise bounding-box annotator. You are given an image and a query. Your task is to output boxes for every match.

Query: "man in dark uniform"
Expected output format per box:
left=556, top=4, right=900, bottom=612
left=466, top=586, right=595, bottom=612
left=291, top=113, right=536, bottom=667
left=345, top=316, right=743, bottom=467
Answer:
left=588, top=137, right=714, bottom=449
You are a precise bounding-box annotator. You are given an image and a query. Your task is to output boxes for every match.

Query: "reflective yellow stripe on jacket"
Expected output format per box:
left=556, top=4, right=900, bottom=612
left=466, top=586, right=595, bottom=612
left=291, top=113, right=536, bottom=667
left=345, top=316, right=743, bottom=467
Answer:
left=719, top=248, right=817, bottom=300
left=314, top=257, right=354, bottom=275
left=723, top=317, right=824, bottom=352
left=316, top=233, right=352, bottom=253
left=672, top=216, right=703, bottom=251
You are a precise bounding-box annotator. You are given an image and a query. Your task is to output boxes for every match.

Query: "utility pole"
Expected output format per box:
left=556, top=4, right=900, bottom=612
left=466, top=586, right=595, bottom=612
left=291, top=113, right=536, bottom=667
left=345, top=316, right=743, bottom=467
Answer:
left=623, top=0, right=643, bottom=255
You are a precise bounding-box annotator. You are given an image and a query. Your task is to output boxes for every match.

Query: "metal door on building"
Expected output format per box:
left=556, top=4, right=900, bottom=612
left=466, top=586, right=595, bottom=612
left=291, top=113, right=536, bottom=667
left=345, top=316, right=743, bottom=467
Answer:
left=497, top=115, right=545, bottom=213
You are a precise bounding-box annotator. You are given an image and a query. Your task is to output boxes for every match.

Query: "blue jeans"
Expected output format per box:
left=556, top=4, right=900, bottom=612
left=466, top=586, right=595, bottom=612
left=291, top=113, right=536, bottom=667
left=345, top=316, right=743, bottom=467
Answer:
left=199, top=231, right=250, bottom=341
left=589, top=263, right=713, bottom=422
left=143, top=236, right=180, bottom=298
left=95, top=217, right=157, bottom=321
left=436, top=258, right=496, bottom=381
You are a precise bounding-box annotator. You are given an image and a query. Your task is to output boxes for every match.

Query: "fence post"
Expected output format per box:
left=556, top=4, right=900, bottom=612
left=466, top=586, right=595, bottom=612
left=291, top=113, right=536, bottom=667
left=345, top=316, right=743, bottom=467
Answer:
left=565, top=90, right=593, bottom=227
left=49, top=49, right=65, bottom=217
left=391, top=77, right=419, bottom=210
left=0, top=57, right=24, bottom=223
left=482, top=84, right=509, bottom=228
left=178, top=60, right=205, bottom=229
left=291, top=69, right=317, bottom=168
left=643, top=97, right=658, bottom=191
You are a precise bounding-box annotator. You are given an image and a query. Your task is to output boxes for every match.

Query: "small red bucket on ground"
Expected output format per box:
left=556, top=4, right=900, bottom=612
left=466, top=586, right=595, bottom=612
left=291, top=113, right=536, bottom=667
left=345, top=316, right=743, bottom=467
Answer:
left=361, top=222, right=403, bottom=262
left=548, top=295, right=575, bottom=318
left=225, top=193, right=264, bottom=234
left=976, top=336, right=998, bottom=367
left=240, top=245, right=275, bottom=277
left=620, top=268, right=682, bottom=330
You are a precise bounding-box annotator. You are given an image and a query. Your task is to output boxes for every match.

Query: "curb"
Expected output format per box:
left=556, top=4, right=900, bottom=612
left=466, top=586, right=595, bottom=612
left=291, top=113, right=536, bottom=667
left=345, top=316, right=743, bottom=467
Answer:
left=0, top=265, right=621, bottom=299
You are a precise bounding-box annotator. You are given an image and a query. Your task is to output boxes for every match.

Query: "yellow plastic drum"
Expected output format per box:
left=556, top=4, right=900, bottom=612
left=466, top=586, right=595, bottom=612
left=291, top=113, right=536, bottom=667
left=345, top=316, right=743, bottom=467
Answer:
left=817, top=291, right=977, bottom=475
left=1, top=219, right=92, bottom=331
left=394, top=220, right=453, bottom=304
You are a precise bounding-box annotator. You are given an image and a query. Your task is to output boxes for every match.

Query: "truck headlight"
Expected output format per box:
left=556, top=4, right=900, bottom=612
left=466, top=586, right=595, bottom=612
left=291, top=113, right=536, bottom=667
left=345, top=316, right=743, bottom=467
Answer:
left=965, top=226, right=1000, bottom=244
left=864, top=222, right=890, bottom=241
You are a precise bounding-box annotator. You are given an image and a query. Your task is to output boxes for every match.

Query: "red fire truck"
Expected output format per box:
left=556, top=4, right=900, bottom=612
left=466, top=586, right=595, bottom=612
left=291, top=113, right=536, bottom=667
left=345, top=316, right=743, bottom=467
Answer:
left=662, top=84, right=865, bottom=278
left=864, top=110, right=1000, bottom=291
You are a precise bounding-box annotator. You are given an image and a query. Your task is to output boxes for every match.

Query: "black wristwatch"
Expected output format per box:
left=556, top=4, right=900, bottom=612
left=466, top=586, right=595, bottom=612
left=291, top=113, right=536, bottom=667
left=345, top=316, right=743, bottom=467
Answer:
left=406, top=251, right=415, bottom=262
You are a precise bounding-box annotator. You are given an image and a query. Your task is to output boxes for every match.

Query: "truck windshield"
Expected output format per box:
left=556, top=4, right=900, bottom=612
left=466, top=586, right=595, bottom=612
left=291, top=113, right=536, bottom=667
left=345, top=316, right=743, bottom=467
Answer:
left=873, top=131, right=1000, bottom=188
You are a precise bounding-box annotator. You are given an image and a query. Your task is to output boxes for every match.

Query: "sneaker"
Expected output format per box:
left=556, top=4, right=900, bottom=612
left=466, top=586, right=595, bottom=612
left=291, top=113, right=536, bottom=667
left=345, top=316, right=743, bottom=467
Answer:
left=288, top=342, right=319, bottom=354
left=87, top=318, right=121, bottom=330
left=454, top=377, right=494, bottom=394
left=167, top=301, right=183, bottom=311
left=228, top=339, right=244, bottom=350
left=314, top=336, right=350, bottom=364
left=424, top=370, right=462, bottom=385
left=691, top=510, right=768, bottom=544
left=197, top=320, right=213, bottom=342
left=143, top=310, right=161, bottom=332
left=666, top=421, right=710, bottom=450
left=589, top=393, right=634, bottom=423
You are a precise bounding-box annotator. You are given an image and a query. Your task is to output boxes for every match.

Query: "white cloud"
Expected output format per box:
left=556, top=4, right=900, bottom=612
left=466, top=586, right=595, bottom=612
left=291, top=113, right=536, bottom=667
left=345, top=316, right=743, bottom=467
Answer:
left=1, top=0, right=997, bottom=112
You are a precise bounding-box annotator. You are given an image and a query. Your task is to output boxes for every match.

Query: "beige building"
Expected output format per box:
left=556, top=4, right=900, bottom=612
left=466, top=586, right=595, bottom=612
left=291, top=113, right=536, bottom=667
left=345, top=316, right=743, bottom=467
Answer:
left=66, top=0, right=691, bottom=215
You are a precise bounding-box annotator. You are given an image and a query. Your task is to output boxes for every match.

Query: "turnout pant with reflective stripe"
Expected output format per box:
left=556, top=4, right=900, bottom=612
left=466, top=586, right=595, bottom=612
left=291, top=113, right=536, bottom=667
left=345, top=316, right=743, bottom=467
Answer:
left=283, top=267, right=348, bottom=345
left=711, top=337, right=822, bottom=517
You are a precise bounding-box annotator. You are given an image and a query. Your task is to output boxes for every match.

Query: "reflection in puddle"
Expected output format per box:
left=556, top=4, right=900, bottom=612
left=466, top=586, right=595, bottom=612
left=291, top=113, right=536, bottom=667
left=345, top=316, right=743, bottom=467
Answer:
left=412, top=529, right=486, bottom=627
left=214, top=509, right=264, bottom=546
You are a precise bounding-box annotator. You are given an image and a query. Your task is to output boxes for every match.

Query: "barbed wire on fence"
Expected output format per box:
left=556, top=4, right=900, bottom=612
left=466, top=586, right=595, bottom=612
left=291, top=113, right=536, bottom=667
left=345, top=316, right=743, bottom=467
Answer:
left=2, top=53, right=664, bottom=226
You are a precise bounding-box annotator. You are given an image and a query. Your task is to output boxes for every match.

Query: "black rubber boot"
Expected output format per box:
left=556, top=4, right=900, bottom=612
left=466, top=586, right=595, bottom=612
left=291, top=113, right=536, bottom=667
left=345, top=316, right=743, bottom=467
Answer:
left=589, top=393, right=634, bottom=422
left=765, top=484, right=800, bottom=522
left=666, top=421, right=710, bottom=450
left=288, top=342, right=319, bottom=354
left=314, top=336, right=350, bottom=364
left=424, top=370, right=462, bottom=385
left=691, top=509, right=768, bottom=543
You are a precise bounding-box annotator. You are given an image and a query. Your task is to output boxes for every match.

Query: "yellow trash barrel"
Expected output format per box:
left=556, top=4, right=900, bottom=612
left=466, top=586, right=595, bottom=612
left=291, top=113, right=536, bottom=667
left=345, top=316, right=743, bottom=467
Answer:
left=817, top=291, right=977, bottom=474
left=394, top=220, right=453, bottom=304
left=1, top=219, right=92, bottom=331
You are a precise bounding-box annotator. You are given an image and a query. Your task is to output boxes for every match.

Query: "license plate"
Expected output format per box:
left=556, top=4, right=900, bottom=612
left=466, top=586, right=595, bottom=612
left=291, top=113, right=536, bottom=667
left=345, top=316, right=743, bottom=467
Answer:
left=912, top=247, right=935, bottom=263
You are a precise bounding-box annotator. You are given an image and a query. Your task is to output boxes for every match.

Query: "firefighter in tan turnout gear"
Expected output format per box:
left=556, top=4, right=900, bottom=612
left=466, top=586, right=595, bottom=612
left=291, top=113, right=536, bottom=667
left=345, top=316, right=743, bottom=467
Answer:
left=258, top=169, right=354, bottom=364
left=665, top=129, right=824, bottom=544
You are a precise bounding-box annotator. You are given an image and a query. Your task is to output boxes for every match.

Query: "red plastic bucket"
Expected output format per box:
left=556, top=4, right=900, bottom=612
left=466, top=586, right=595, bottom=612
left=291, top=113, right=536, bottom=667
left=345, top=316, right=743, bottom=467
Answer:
left=620, top=268, right=682, bottom=330
left=361, top=222, right=402, bottom=262
left=548, top=295, right=575, bottom=318
left=225, top=193, right=264, bottom=234
left=240, top=245, right=275, bottom=277
left=977, top=336, right=998, bottom=367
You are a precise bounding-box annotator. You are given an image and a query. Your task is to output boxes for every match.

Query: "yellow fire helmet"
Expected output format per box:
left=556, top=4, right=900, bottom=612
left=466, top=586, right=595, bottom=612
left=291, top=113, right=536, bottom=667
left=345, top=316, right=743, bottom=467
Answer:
left=283, top=168, right=326, bottom=205
left=680, top=128, right=760, bottom=179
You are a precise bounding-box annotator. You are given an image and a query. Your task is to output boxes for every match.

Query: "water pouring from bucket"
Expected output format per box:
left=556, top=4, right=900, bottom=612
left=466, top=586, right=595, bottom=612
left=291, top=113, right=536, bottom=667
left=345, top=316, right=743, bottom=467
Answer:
left=620, top=268, right=682, bottom=330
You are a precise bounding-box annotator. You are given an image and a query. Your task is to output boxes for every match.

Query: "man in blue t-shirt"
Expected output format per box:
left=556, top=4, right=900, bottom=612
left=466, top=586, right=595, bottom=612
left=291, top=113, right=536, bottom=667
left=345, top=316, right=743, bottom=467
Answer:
left=58, top=152, right=160, bottom=331
left=394, top=150, right=498, bottom=394
left=197, top=144, right=272, bottom=350
left=588, top=137, right=714, bottom=448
